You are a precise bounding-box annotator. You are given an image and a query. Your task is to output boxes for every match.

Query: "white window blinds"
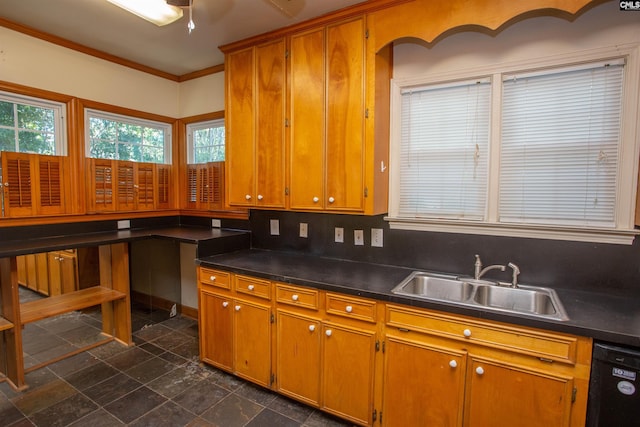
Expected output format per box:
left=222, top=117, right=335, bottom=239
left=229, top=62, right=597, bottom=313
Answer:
left=499, top=61, right=624, bottom=227
left=399, top=80, right=491, bottom=219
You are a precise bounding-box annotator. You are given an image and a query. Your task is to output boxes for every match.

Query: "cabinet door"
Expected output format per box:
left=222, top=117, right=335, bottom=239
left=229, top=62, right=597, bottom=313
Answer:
left=255, top=38, right=286, bottom=208
left=464, top=357, right=574, bottom=427
left=322, top=321, right=376, bottom=425
left=198, top=290, right=234, bottom=371
left=48, top=251, right=78, bottom=296
left=234, top=298, right=271, bottom=387
left=325, top=17, right=365, bottom=211
left=382, top=335, right=466, bottom=427
left=276, top=310, right=322, bottom=406
left=289, top=28, right=325, bottom=210
left=226, top=47, right=256, bottom=207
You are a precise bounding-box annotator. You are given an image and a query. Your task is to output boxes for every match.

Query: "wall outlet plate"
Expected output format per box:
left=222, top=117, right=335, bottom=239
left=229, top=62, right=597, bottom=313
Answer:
left=270, top=219, right=280, bottom=236
left=117, top=220, right=131, bottom=230
left=335, top=227, right=344, bottom=243
left=299, top=222, right=308, bottom=238
left=211, top=219, right=221, bottom=228
left=354, top=229, right=364, bottom=246
left=371, top=228, right=383, bottom=247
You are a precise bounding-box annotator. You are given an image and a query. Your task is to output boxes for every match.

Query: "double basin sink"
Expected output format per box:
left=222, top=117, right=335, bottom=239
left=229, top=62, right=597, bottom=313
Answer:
left=391, top=271, right=569, bottom=321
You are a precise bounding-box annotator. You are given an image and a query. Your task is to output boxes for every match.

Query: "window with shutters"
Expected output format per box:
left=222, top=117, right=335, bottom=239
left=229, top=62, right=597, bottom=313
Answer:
left=187, top=119, right=225, bottom=164
left=185, top=119, right=225, bottom=210
left=388, top=48, right=639, bottom=244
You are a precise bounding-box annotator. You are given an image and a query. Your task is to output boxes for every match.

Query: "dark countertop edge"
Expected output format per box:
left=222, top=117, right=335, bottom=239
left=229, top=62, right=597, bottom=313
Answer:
left=0, top=226, right=250, bottom=258
left=197, top=249, right=640, bottom=349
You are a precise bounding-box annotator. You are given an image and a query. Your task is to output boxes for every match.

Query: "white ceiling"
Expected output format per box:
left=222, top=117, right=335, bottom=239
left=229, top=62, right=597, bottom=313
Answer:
left=0, top=0, right=365, bottom=76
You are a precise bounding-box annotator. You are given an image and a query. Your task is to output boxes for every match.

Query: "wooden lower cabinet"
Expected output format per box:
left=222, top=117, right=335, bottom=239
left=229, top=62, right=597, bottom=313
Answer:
left=197, top=267, right=592, bottom=427
left=382, top=305, right=592, bottom=427
left=198, top=289, right=233, bottom=370
left=197, top=269, right=272, bottom=387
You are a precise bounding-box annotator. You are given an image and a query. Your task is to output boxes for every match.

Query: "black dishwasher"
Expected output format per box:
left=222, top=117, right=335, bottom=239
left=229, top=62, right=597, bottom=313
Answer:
left=587, top=342, right=640, bottom=426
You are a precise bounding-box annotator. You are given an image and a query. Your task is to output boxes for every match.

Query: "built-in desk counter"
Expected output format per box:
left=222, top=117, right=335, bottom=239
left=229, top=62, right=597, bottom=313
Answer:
left=0, top=225, right=250, bottom=390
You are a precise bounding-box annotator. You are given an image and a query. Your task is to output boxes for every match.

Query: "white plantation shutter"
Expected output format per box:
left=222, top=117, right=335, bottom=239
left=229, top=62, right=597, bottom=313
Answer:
left=499, top=60, right=624, bottom=227
left=399, top=79, right=491, bottom=219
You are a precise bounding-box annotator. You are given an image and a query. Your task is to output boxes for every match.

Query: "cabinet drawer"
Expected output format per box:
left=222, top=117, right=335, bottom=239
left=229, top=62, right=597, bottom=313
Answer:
left=276, top=284, right=319, bottom=310
left=199, top=268, right=231, bottom=290
left=386, top=305, right=579, bottom=365
left=326, top=293, right=377, bottom=323
left=235, top=275, right=272, bottom=300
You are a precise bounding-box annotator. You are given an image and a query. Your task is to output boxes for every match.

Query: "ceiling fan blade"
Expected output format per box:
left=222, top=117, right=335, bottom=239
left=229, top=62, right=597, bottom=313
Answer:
left=266, top=0, right=305, bottom=17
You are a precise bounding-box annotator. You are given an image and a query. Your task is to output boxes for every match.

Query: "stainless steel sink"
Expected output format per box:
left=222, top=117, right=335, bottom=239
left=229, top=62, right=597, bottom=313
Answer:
left=391, top=271, right=569, bottom=321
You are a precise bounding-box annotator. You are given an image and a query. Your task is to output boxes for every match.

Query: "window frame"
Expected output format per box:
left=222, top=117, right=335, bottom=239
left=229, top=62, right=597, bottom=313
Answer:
left=186, top=118, right=225, bottom=164
left=85, top=108, right=172, bottom=164
left=387, top=45, right=640, bottom=244
left=0, top=91, right=67, bottom=155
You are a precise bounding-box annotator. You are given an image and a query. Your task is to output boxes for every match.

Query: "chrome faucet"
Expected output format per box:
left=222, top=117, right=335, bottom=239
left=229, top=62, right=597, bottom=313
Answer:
left=507, top=262, right=520, bottom=288
left=474, top=254, right=506, bottom=281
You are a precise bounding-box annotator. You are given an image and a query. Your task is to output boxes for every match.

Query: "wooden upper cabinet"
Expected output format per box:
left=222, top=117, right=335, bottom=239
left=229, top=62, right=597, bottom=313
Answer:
left=289, top=28, right=326, bottom=211
left=87, top=158, right=171, bottom=212
left=1, top=152, right=67, bottom=218
left=226, top=39, right=286, bottom=209
left=186, top=162, right=225, bottom=211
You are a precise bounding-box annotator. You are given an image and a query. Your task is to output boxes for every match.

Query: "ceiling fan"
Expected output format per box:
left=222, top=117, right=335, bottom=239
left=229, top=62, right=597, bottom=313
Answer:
left=166, top=0, right=306, bottom=17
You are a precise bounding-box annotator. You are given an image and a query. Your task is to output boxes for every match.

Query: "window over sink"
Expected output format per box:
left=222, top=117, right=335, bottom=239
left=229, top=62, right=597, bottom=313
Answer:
left=387, top=46, right=640, bottom=244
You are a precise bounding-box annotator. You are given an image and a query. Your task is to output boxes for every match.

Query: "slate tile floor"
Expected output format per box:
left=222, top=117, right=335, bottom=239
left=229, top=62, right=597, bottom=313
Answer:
left=0, top=289, right=354, bottom=427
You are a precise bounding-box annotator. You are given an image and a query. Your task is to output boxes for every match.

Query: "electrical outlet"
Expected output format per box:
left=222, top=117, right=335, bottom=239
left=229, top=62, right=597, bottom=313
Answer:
left=371, top=228, right=383, bottom=247
left=117, top=220, right=130, bottom=230
left=354, top=229, right=364, bottom=246
left=299, top=223, right=308, bottom=238
left=270, top=219, right=280, bottom=236
left=335, top=227, right=344, bottom=243
left=211, top=219, right=221, bottom=228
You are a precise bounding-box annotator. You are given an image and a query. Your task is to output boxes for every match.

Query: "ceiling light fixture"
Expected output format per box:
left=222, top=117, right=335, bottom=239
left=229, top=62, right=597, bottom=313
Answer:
left=106, top=0, right=183, bottom=26
left=187, top=0, right=195, bottom=34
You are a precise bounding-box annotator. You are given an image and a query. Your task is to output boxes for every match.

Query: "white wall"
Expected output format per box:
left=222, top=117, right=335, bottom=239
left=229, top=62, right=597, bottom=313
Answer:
left=393, top=2, right=640, bottom=78
left=0, top=26, right=225, bottom=118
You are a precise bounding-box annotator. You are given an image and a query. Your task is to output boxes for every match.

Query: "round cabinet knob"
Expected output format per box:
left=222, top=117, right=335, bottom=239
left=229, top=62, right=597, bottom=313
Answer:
left=235, top=305, right=241, bottom=311
left=449, top=360, right=458, bottom=368
left=292, top=294, right=299, bottom=301
left=257, top=194, right=263, bottom=200
left=245, top=194, right=251, bottom=200
left=247, top=285, right=255, bottom=291
left=345, top=305, right=353, bottom=313
left=475, top=366, right=485, bottom=376
left=308, top=325, right=316, bottom=332
left=222, top=301, right=229, bottom=308
left=210, top=276, right=216, bottom=281
left=463, top=329, right=472, bottom=337
left=328, top=197, right=335, bottom=203
left=313, top=197, right=319, bottom=203
left=325, top=329, right=332, bottom=337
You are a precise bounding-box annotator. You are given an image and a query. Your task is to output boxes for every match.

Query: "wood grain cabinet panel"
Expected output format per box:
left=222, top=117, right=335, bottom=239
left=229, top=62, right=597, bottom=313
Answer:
left=226, top=39, right=286, bottom=209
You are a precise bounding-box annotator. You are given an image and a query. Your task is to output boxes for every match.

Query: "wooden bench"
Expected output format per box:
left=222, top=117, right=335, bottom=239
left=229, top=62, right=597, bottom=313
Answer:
left=20, top=286, right=126, bottom=324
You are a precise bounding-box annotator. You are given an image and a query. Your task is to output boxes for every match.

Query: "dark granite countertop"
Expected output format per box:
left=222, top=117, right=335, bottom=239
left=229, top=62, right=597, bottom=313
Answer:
left=198, top=249, right=640, bottom=348
left=0, top=226, right=250, bottom=258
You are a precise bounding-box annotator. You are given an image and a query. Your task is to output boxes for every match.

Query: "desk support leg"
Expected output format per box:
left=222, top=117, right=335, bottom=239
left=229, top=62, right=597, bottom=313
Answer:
left=0, top=257, right=26, bottom=390
left=98, top=244, right=132, bottom=346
